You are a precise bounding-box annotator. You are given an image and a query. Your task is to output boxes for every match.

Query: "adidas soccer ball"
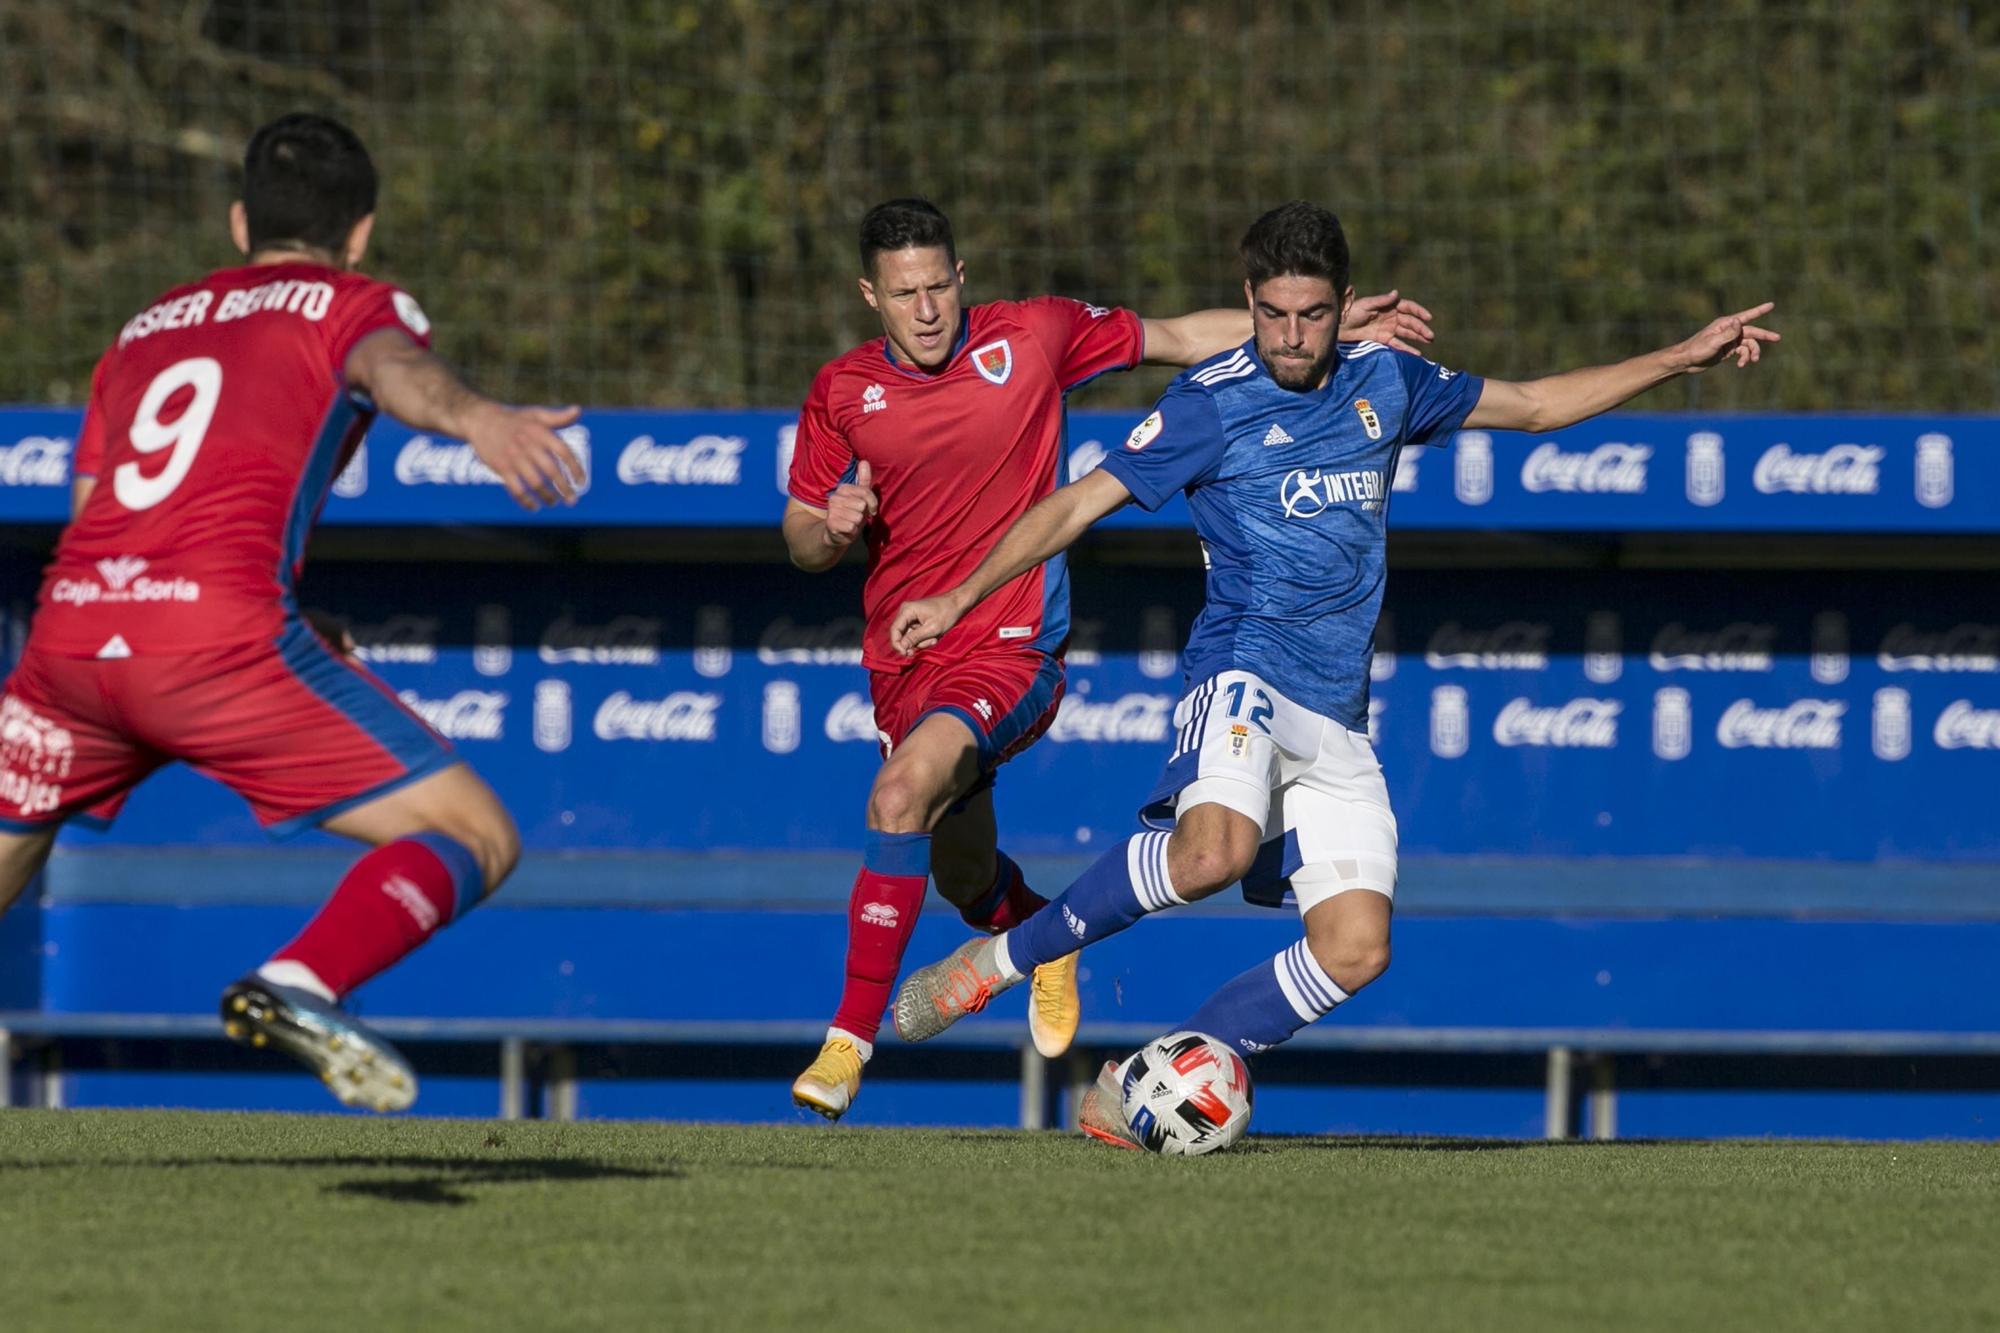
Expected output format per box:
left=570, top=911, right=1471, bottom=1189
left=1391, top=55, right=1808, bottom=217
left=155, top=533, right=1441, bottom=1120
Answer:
left=1119, top=1031, right=1253, bottom=1156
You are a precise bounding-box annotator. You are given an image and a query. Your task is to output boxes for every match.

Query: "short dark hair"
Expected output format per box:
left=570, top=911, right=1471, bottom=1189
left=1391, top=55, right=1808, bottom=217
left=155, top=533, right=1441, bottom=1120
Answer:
left=242, top=113, right=378, bottom=254
left=1239, top=201, right=1350, bottom=294
left=859, top=197, right=955, bottom=274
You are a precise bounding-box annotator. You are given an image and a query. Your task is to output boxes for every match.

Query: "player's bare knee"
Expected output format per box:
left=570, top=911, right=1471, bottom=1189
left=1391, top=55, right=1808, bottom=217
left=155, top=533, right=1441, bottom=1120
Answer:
left=1167, top=832, right=1258, bottom=900
left=866, top=773, right=934, bottom=834
left=436, top=806, right=518, bottom=895
left=1307, top=932, right=1390, bottom=993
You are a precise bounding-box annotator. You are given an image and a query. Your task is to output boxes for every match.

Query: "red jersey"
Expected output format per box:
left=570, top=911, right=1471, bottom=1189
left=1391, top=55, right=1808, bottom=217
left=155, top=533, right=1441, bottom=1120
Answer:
left=34, top=262, right=431, bottom=657
left=790, top=297, right=1145, bottom=672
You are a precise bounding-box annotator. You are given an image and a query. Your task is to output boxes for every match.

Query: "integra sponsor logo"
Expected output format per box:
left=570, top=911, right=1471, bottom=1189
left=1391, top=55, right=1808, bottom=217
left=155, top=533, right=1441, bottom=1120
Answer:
left=1715, top=699, right=1845, bottom=749
left=351, top=614, right=440, bottom=664
left=1491, top=698, right=1620, bottom=748
left=1280, top=467, right=1387, bottom=518
left=0, top=436, right=71, bottom=487
left=758, top=615, right=864, bottom=666
left=616, top=435, right=744, bottom=486
left=395, top=437, right=504, bottom=486
left=398, top=690, right=506, bottom=740
left=824, top=692, right=880, bottom=743
left=1935, top=700, right=2000, bottom=750
left=1045, top=693, right=1172, bottom=743
left=593, top=691, right=721, bottom=741
left=1648, top=622, right=1777, bottom=672
left=1425, top=621, right=1550, bottom=670
left=1752, top=444, right=1882, bottom=495
left=538, top=613, right=663, bottom=665
left=1876, top=623, right=2000, bottom=673
left=1519, top=442, right=1650, bottom=493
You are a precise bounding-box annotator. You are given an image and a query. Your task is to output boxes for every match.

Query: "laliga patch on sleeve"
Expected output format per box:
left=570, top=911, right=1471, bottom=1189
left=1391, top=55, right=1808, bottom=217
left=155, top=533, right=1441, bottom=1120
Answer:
left=1125, top=410, right=1163, bottom=451
left=393, top=291, right=432, bottom=337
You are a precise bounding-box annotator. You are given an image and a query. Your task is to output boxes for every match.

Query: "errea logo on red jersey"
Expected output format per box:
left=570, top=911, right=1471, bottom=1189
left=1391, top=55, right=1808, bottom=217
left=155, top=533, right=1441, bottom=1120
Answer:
left=862, top=384, right=888, bottom=414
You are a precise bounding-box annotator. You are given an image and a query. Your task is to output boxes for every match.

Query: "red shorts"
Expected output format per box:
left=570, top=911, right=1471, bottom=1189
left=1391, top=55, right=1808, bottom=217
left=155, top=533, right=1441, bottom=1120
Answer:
left=869, top=647, right=1066, bottom=780
left=0, top=619, right=455, bottom=838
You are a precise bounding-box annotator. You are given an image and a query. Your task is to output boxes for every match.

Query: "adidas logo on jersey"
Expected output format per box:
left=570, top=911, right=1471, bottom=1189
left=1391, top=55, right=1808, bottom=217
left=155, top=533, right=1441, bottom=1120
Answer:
left=1262, top=423, right=1295, bottom=448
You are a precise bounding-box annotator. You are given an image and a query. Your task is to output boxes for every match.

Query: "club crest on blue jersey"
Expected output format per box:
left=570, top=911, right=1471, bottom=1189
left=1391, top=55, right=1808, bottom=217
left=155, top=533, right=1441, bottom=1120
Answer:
left=1353, top=398, right=1382, bottom=440
left=972, top=339, right=1013, bottom=385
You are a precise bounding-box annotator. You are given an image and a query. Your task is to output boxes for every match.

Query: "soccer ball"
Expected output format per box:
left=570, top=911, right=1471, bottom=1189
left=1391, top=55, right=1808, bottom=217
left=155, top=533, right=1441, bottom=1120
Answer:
left=1118, top=1031, right=1253, bottom=1156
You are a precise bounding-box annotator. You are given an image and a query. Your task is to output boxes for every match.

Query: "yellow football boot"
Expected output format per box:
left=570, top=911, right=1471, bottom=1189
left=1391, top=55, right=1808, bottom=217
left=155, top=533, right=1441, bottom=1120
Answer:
left=1028, top=953, right=1081, bottom=1058
left=791, top=1036, right=865, bottom=1121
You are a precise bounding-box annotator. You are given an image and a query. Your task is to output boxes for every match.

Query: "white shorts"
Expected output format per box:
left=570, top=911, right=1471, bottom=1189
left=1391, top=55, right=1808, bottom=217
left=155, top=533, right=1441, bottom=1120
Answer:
left=1140, top=669, right=1398, bottom=912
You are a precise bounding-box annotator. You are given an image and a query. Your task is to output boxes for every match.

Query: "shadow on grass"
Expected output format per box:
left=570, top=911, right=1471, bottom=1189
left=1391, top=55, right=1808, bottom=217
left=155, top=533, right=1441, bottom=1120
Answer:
left=0, top=1154, right=682, bottom=1207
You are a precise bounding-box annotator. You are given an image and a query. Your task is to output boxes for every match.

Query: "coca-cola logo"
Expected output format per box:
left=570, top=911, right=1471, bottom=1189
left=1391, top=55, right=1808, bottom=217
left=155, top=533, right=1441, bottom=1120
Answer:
left=1716, top=699, right=1845, bottom=749
left=1935, top=700, right=2000, bottom=750
left=824, top=691, right=880, bottom=743
left=351, top=614, right=440, bottom=664
left=0, top=436, right=72, bottom=487
left=1752, top=444, right=1882, bottom=495
left=757, top=615, right=865, bottom=666
left=538, top=613, right=663, bottom=665
left=1519, top=442, right=1650, bottom=493
left=593, top=690, right=721, bottom=741
left=1424, top=621, right=1550, bottom=670
left=1648, top=622, right=1777, bottom=672
left=616, top=435, right=745, bottom=486
left=1045, top=692, right=1172, bottom=743
left=1492, top=698, right=1621, bottom=748
left=1877, top=623, right=2000, bottom=673
left=399, top=690, right=506, bottom=740
left=395, top=437, right=505, bottom=486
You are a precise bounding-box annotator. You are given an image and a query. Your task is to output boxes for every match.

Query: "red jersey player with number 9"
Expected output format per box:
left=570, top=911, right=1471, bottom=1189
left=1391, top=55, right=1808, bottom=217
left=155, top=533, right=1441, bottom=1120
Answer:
left=0, top=114, right=583, bottom=1111
left=783, top=199, right=1437, bottom=1119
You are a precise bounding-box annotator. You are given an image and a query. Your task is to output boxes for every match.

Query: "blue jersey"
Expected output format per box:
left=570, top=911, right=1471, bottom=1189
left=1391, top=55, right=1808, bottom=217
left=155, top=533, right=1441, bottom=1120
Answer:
left=1097, top=339, right=1483, bottom=731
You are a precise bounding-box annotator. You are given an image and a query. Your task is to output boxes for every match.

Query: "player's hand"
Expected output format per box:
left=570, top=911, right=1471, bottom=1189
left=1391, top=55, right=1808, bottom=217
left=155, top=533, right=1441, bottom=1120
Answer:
left=1673, top=303, right=1781, bottom=373
left=466, top=403, right=585, bottom=510
left=891, top=592, right=966, bottom=656
left=1342, top=289, right=1435, bottom=353
left=304, top=608, right=357, bottom=658
left=824, top=460, right=878, bottom=548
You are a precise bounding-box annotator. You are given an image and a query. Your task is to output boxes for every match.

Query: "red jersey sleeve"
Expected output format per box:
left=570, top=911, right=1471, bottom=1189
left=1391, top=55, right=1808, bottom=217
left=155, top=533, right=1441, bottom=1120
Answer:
left=788, top=366, right=856, bottom=508
left=1018, top=296, right=1146, bottom=391
left=71, top=350, right=115, bottom=479
left=321, top=280, right=434, bottom=382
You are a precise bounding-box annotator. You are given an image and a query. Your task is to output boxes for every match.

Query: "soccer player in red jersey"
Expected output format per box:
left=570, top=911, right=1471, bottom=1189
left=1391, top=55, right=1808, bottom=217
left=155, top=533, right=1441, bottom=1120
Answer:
left=0, top=114, right=581, bottom=1111
left=783, top=198, right=1433, bottom=1118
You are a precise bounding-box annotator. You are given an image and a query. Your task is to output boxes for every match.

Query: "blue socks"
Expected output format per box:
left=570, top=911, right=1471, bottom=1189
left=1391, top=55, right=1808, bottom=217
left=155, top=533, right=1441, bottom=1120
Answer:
left=999, top=831, right=1181, bottom=977
left=1184, top=939, right=1351, bottom=1056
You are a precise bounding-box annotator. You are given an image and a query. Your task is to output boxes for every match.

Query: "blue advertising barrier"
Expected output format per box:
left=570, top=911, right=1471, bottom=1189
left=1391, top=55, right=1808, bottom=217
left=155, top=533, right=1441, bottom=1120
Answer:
left=9, top=560, right=1992, bottom=869
left=1, top=406, right=1992, bottom=531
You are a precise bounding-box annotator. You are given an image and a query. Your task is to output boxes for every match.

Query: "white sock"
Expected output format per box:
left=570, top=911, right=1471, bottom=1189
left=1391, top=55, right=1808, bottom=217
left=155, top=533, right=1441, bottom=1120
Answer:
left=256, top=960, right=336, bottom=1003
left=992, top=933, right=1026, bottom=984
left=827, top=1026, right=874, bottom=1061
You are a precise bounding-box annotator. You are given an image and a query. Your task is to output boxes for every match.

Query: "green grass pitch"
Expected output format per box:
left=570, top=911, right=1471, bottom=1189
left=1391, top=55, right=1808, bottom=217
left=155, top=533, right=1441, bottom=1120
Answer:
left=4, top=1109, right=1997, bottom=1331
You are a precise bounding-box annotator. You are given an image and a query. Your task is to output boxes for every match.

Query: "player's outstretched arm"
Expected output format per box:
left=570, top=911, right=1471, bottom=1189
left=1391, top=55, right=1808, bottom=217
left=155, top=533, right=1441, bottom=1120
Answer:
left=346, top=328, right=583, bottom=510
left=891, top=466, right=1132, bottom=655
left=1465, top=303, right=1779, bottom=434
left=782, top=461, right=877, bottom=573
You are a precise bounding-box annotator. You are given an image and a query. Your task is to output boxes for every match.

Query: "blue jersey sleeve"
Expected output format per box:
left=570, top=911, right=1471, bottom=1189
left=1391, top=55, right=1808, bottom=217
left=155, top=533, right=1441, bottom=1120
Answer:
left=1392, top=351, right=1484, bottom=447
left=1094, top=384, right=1230, bottom=512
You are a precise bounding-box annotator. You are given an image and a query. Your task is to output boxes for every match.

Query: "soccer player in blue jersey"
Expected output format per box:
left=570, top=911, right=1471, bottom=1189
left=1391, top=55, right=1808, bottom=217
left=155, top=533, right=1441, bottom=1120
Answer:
left=885, top=200, right=1777, bottom=1144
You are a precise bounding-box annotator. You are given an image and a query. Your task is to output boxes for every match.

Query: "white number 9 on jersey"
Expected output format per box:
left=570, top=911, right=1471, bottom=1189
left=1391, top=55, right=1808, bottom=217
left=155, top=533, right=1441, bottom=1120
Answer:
left=114, top=357, right=222, bottom=511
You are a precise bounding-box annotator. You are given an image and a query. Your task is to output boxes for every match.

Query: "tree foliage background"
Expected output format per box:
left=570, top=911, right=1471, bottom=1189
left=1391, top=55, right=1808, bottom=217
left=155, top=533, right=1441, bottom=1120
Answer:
left=2, top=0, right=1995, bottom=411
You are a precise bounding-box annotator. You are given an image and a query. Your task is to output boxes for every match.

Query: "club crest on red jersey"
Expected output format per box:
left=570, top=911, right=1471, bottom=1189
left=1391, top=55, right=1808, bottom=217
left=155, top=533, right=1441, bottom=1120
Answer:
left=972, top=339, right=1013, bottom=385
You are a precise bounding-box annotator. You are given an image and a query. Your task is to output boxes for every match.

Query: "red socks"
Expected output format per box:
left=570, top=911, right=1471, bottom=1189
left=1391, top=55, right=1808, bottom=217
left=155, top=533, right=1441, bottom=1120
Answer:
left=268, top=834, right=484, bottom=999
left=959, top=851, right=1048, bottom=934
left=829, top=832, right=930, bottom=1046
